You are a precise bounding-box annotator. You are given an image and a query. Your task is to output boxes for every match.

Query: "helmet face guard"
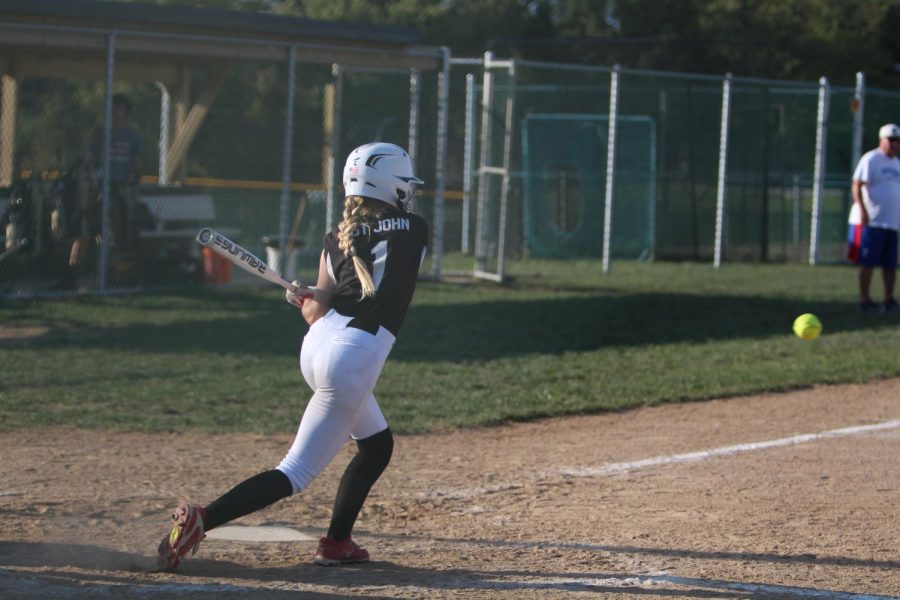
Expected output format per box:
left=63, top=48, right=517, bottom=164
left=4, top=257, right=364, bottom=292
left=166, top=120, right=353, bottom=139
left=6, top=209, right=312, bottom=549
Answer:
left=342, top=143, right=424, bottom=208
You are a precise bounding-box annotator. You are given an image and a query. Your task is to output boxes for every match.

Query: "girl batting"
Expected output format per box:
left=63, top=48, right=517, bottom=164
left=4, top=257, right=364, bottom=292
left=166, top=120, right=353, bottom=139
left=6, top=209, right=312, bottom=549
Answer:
left=157, top=142, right=427, bottom=569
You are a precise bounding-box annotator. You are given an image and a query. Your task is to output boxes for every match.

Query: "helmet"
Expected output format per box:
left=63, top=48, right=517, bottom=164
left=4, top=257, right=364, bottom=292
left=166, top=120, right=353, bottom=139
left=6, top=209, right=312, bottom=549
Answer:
left=342, top=142, right=423, bottom=206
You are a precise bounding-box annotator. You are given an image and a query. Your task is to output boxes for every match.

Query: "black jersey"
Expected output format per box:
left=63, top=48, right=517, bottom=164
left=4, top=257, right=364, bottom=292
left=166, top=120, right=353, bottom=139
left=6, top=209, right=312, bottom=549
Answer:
left=323, top=205, right=428, bottom=336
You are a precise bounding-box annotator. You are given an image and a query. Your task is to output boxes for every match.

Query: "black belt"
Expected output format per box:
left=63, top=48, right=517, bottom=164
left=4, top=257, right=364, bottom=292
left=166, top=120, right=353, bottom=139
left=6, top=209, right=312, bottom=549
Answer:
left=347, top=316, right=379, bottom=335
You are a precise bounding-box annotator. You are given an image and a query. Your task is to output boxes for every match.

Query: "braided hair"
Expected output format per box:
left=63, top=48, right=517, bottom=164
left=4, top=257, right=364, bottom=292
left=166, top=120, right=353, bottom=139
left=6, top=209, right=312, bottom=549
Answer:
left=337, top=195, right=377, bottom=298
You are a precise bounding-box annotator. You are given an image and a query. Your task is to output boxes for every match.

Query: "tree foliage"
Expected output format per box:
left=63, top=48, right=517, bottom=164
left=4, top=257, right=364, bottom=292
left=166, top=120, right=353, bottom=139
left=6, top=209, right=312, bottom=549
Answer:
left=107, top=0, right=900, bottom=85
left=16, top=0, right=898, bottom=182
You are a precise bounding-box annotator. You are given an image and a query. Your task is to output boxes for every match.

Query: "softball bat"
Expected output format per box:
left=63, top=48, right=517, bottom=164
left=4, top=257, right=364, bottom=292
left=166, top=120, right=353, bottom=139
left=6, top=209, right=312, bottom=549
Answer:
left=195, top=228, right=316, bottom=292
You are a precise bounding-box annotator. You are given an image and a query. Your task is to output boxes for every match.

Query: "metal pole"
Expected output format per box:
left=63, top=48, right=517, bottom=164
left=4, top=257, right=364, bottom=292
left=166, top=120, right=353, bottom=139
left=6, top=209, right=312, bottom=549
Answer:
left=432, top=47, right=450, bottom=278
left=462, top=73, right=475, bottom=254
left=278, top=45, right=297, bottom=279
left=497, top=57, right=516, bottom=280
left=601, top=65, right=620, bottom=274
left=155, top=82, right=169, bottom=186
left=792, top=174, right=800, bottom=245
left=714, top=73, right=732, bottom=269
left=0, top=75, right=16, bottom=188
left=408, top=68, right=420, bottom=166
left=325, top=64, right=343, bottom=233
left=809, top=76, right=830, bottom=266
left=97, top=32, right=116, bottom=293
left=851, top=72, right=865, bottom=168
left=475, top=51, right=494, bottom=272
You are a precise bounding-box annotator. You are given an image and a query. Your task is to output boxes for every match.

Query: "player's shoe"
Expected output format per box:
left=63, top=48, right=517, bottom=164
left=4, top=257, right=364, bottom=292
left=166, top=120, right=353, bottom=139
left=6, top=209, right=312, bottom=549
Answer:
left=313, top=536, right=370, bottom=566
left=156, top=502, right=207, bottom=571
left=882, top=299, right=899, bottom=313
left=860, top=300, right=879, bottom=313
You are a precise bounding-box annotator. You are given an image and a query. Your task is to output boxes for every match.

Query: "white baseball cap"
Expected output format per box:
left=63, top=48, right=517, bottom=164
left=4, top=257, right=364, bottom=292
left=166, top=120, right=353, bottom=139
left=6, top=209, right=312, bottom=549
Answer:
left=879, top=123, right=900, bottom=138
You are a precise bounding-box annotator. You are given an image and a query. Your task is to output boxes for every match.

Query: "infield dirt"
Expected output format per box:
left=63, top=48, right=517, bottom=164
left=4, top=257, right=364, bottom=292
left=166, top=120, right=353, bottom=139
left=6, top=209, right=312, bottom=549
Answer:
left=2, top=378, right=899, bottom=598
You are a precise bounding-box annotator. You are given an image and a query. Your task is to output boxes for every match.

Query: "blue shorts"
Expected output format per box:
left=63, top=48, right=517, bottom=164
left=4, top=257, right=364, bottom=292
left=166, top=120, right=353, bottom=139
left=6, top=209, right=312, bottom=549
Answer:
left=857, top=226, right=898, bottom=269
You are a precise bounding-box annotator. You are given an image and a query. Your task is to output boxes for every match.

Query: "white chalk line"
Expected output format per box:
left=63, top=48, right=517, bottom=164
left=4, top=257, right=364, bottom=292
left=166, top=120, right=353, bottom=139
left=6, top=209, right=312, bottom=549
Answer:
left=422, top=419, right=900, bottom=499
left=558, top=418, right=900, bottom=478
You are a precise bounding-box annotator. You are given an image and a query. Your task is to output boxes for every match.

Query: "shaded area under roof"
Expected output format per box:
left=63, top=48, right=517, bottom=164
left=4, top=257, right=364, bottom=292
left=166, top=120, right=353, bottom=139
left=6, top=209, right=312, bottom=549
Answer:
left=0, top=0, right=443, bottom=83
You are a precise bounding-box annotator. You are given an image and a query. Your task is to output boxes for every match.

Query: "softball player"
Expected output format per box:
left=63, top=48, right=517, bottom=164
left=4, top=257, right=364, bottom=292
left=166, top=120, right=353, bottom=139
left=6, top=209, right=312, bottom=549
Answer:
left=157, top=142, right=427, bottom=570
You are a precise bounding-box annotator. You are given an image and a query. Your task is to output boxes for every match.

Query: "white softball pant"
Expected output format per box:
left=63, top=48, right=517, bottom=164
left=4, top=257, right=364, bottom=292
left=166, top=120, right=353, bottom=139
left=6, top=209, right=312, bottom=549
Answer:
left=276, top=309, right=394, bottom=493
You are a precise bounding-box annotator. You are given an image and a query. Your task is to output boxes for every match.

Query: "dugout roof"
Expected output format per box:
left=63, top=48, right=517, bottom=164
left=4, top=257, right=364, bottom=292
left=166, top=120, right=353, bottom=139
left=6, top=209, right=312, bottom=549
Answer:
left=0, top=0, right=443, bottom=84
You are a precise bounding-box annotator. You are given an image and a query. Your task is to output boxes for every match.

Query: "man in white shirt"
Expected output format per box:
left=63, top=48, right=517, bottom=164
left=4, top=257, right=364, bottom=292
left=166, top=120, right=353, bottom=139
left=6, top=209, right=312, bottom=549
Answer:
left=850, top=123, right=900, bottom=312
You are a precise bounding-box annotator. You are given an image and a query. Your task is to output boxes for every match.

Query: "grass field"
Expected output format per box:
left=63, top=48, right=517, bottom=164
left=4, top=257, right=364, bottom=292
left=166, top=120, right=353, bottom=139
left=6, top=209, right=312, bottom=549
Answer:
left=1, top=260, right=898, bottom=435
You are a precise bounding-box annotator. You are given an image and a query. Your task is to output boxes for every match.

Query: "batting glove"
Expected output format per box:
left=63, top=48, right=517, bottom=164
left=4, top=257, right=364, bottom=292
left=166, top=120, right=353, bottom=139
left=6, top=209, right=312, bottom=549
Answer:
left=286, top=281, right=314, bottom=309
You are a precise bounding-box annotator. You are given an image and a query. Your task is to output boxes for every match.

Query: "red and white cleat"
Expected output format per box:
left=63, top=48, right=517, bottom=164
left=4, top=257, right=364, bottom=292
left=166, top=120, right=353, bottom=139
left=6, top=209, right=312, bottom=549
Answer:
left=313, top=535, right=370, bottom=566
left=156, top=502, right=207, bottom=571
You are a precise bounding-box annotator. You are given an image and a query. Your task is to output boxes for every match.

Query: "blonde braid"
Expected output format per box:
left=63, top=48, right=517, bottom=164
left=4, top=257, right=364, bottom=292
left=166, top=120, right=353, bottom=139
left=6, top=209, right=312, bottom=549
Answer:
left=337, top=195, right=376, bottom=298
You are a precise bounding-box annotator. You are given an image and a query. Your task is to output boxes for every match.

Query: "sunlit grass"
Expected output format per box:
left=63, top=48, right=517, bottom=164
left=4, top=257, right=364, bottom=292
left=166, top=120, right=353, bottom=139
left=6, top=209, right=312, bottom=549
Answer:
left=2, top=260, right=897, bottom=434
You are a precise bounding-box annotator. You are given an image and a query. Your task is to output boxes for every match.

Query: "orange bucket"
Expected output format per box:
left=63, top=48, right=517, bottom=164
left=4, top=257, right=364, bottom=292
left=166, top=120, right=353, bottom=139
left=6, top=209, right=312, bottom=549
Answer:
left=202, top=247, right=232, bottom=284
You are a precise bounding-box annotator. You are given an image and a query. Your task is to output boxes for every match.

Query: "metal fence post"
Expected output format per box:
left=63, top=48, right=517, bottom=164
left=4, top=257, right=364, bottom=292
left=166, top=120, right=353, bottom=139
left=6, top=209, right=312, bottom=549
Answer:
left=851, top=72, right=865, bottom=168
left=432, top=47, right=450, bottom=278
left=809, top=76, right=830, bottom=266
left=602, top=64, right=620, bottom=274
left=475, top=51, right=494, bottom=272
left=325, top=64, right=342, bottom=234
left=278, top=44, right=297, bottom=279
left=155, top=82, right=169, bottom=186
left=714, top=73, right=732, bottom=269
left=497, top=57, right=515, bottom=280
left=462, top=72, right=475, bottom=255
left=97, top=32, right=116, bottom=294
left=0, top=74, right=15, bottom=188
left=792, top=174, right=801, bottom=245
left=408, top=68, right=420, bottom=166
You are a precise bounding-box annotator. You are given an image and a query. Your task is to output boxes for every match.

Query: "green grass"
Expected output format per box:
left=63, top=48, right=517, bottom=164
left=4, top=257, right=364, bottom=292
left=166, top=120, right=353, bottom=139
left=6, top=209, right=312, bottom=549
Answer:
left=2, top=260, right=899, bottom=434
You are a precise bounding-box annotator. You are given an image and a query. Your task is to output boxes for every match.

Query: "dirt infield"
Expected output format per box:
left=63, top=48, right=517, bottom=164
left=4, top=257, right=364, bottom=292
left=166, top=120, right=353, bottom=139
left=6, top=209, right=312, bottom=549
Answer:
left=2, top=379, right=900, bottom=599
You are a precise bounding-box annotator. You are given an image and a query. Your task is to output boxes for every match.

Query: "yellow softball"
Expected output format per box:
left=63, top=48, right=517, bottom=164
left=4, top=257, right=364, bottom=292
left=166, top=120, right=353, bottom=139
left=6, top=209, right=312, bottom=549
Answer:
left=792, top=313, right=822, bottom=340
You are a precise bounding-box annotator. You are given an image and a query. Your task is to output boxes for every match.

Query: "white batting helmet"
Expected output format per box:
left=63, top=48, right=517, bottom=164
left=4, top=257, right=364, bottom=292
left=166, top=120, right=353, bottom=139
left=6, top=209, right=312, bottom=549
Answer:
left=342, top=142, right=423, bottom=206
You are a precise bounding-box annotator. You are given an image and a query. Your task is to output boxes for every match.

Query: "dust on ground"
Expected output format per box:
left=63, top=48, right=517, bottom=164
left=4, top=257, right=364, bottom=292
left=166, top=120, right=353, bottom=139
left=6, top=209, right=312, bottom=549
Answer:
left=2, top=378, right=899, bottom=599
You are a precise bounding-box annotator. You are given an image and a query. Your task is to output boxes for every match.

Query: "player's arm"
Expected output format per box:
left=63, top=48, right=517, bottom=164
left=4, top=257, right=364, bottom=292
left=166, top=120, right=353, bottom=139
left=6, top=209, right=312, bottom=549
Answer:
left=300, top=250, right=335, bottom=325
left=851, top=179, right=869, bottom=226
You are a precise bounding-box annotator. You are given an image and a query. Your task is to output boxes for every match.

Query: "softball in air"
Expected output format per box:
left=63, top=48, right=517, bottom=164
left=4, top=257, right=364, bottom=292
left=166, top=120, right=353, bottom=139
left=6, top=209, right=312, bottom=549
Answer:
left=792, top=313, right=822, bottom=340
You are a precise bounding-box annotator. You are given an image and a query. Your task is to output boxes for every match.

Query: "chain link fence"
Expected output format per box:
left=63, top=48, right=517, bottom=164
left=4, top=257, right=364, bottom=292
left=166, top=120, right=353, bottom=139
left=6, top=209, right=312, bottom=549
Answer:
left=445, top=59, right=899, bottom=281
left=3, top=16, right=900, bottom=297
left=0, top=22, right=446, bottom=298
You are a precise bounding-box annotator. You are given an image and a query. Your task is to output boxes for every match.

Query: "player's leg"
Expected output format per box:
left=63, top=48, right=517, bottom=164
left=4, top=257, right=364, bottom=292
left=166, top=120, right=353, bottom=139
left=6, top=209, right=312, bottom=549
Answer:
left=202, top=469, right=294, bottom=531
left=278, top=320, right=388, bottom=489
left=884, top=269, right=897, bottom=306
left=157, top=316, right=337, bottom=570
left=157, top=368, right=360, bottom=571
left=197, top=328, right=370, bottom=529
left=276, top=386, right=362, bottom=492
left=880, top=229, right=897, bottom=310
left=860, top=266, right=875, bottom=306
left=315, top=396, right=392, bottom=566
left=858, top=225, right=882, bottom=310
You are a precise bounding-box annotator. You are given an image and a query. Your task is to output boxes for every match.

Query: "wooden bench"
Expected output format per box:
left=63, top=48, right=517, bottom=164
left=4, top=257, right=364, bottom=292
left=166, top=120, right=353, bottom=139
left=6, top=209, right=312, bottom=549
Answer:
left=133, top=189, right=240, bottom=285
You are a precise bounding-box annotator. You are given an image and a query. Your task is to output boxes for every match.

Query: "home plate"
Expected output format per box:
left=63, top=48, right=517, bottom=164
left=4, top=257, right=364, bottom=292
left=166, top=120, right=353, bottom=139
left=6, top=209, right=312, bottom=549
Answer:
left=205, top=525, right=316, bottom=542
